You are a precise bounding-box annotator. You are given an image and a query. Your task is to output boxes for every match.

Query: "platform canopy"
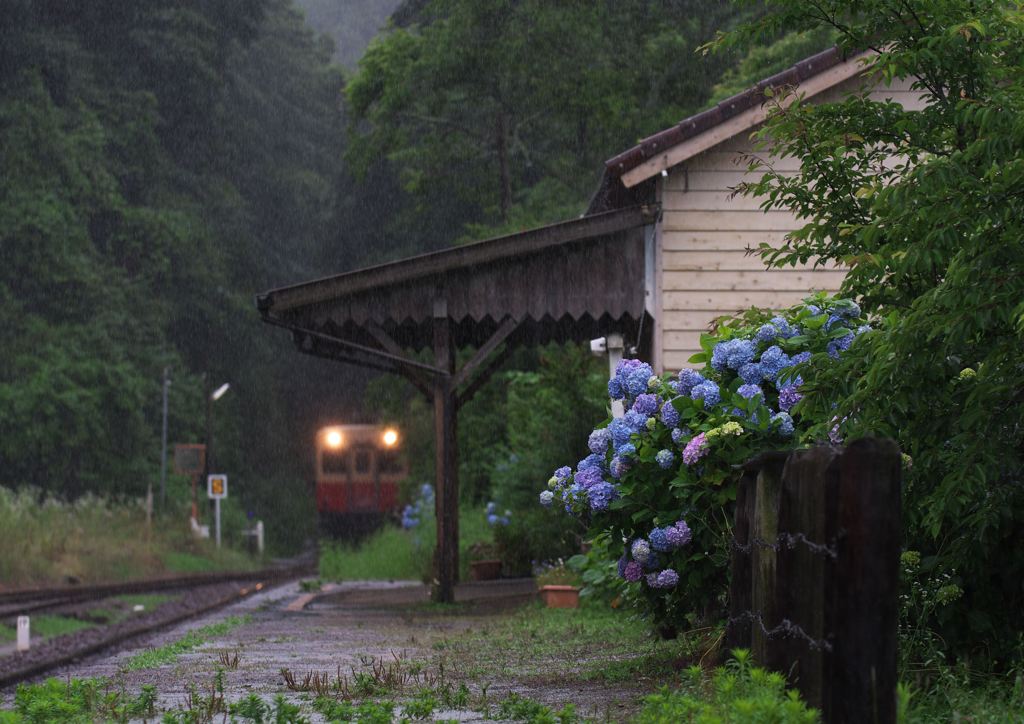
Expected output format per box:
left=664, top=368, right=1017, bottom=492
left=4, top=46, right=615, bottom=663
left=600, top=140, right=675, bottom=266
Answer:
left=257, top=203, right=659, bottom=602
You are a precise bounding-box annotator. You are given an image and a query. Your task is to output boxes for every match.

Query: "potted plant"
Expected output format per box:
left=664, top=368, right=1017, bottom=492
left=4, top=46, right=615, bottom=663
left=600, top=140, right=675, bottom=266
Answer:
left=467, top=541, right=502, bottom=581
left=535, top=559, right=582, bottom=608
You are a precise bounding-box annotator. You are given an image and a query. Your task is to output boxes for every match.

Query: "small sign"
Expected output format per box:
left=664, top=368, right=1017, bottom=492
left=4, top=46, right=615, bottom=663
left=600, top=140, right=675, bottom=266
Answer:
left=207, top=474, right=228, bottom=499
left=174, top=444, right=206, bottom=475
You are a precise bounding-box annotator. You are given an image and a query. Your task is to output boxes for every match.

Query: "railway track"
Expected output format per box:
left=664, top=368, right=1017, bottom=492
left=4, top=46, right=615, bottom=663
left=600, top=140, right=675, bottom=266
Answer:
left=0, top=561, right=315, bottom=689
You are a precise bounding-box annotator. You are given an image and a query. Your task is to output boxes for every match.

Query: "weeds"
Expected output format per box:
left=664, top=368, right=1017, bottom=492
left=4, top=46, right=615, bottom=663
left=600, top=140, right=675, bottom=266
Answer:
left=121, top=615, right=249, bottom=671
left=218, top=649, right=241, bottom=669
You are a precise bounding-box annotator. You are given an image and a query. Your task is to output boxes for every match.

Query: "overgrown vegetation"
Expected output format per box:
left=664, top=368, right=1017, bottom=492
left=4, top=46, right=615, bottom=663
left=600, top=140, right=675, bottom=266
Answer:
left=120, top=615, right=249, bottom=672
left=0, top=487, right=255, bottom=587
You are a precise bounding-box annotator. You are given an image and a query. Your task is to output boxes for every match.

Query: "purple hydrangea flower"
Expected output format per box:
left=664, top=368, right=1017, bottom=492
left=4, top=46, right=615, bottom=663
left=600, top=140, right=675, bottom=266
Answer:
left=682, top=433, right=709, bottom=465
left=690, top=381, right=720, bottom=409
left=778, top=385, right=802, bottom=412
left=632, top=393, right=660, bottom=416
left=665, top=520, right=692, bottom=547
left=553, top=466, right=571, bottom=483
left=677, top=369, right=705, bottom=395
left=737, top=384, right=763, bottom=400
left=587, top=428, right=611, bottom=454
left=655, top=449, right=675, bottom=469
left=645, top=572, right=660, bottom=587
left=617, top=554, right=628, bottom=578
left=659, top=400, right=680, bottom=428
left=573, top=467, right=603, bottom=489
left=630, top=538, right=652, bottom=565
left=623, top=561, right=643, bottom=582
left=588, top=482, right=618, bottom=511
left=652, top=569, right=680, bottom=588
left=609, top=456, right=631, bottom=479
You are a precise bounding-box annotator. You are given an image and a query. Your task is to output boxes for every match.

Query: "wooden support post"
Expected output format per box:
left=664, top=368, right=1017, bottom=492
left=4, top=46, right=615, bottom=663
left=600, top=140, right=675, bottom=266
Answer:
left=832, top=438, right=900, bottom=724
left=432, top=299, right=458, bottom=603
left=724, top=468, right=757, bottom=651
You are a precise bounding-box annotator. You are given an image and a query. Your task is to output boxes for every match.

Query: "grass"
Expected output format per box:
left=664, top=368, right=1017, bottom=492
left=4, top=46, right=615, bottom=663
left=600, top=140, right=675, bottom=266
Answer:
left=120, top=615, right=250, bottom=671
left=0, top=614, right=94, bottom=643
left=902, top=666, right=1024, bottom=722
left=0, top=486, right=257, bottom=588
left=432, top=600, right=707, bottom=686
left=319, top=504, right=494, bottom=582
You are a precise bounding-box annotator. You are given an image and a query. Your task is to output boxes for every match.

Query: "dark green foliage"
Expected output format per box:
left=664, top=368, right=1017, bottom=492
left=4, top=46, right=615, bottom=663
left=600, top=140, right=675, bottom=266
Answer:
left=0, top=0, right=347, bottom=545
left=714, top=0, right=1024, bottom=663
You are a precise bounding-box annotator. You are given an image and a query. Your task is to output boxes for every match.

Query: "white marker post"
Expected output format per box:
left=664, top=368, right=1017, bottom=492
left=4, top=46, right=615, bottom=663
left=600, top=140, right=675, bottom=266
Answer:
left=207, top=474, right=228, bottom=548
left=16, top=616, right=30, bottom=652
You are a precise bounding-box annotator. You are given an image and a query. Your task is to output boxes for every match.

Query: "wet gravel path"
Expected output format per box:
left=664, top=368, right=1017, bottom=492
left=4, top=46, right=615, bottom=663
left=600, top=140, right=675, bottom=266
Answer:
left=2, top=579, right=647, bottom=721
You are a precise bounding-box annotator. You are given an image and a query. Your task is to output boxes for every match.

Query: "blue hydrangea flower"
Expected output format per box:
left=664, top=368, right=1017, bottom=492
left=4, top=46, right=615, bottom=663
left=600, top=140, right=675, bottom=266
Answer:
left=623, top=409, right=649, bottom=434
left=607, top=376, right=623, bottom=400
left=553, top=467, right=571, bottom=483
left=806, top=304, right=822, bottom=316
left=690, top=380, right=721, bottom=409
left=770, top=316, right=798, bottom=338
left=790, top=351, right=812, bottom=365
left=632, top=393, right=660, bottom=416
left=755, top=324, right=778, bottom=343
left=714, top=338, right=756, bottom=370
left=617, top=443, right=637, bottom=459
left=825, top=314, right=843, bottom=331
left=660, top=401, right=680, bottom=427
left=649, top=527, right=671, bottom=552
left=587, top=428, right=611, bottom=454
left=737, top=383, right=763, bottom=400
left=655, top=449, right=675, bottom=469
left=778, top=385, right=802, bottom=412
left=609, top=417, right=632, bottom=448
left=617, top=554, right=628, bottom=578
left=539, top=490, right=554, bottom=507
left=759, top=345, right=791, bottom=381
left=772, top=411, right=795, bottom=437
left=827, top=330, right=855, bottom=359
left=609, top=456, right=631, bottom=479
left=588, top=482, right=618, bottom=511
left=630, top=538, right=652, bottom=565
left=738, top=362, right=764, bottom=384
left=577, top=454, right=604, bottom=473
left=486, top=501, right=497, bottom=515
left=856, top=324, right=871, bottom=335
left=671, top=427, right=685, bottom=445
left=651, top=569, right=680, bottom=588
left=677, top=369, right=705, bottom=395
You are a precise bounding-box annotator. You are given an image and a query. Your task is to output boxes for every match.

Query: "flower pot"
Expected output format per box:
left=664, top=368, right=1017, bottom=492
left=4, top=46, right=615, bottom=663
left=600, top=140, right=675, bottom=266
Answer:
left=469, top=559, right=502, bottom=581
left=539, top=585, right=580, bottom=609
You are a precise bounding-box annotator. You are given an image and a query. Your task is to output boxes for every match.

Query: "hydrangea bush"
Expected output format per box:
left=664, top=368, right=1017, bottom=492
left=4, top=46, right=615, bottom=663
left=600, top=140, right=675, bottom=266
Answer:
left=540, top=295, right=867, bottom=631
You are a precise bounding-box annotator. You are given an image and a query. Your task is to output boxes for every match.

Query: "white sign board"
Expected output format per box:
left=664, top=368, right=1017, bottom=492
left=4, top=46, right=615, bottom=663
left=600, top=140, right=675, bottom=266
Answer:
left=207, top=474, right=228, bottom=500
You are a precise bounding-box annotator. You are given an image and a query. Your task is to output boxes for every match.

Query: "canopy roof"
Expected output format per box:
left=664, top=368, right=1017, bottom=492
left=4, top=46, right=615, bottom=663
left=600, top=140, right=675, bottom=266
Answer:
left=257, top=204, right=658, bottom=363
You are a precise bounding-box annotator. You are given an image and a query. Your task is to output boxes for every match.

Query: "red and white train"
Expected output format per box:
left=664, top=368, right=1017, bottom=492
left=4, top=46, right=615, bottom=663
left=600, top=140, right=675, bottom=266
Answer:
left=314, top=424, right=408, bottom=535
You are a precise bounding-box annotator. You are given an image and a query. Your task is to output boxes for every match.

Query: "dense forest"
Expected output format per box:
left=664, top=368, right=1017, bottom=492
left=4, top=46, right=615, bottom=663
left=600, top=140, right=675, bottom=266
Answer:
left=0, top=0, right=819, bottom=549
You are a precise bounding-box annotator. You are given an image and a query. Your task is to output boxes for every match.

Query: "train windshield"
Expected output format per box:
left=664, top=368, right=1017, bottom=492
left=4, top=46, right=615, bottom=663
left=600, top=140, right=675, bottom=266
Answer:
left=353, top=445, right=374, bottom=475
left=322, top=450, right=349, bottom=474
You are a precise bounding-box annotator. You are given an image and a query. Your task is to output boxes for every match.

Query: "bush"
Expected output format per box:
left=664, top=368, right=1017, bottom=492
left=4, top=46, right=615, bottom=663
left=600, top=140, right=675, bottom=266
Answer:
left=541, top=295, right=866, bottom=631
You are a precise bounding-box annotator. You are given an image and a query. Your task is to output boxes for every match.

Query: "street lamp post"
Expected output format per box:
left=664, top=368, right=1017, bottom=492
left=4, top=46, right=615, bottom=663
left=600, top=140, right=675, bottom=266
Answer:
left=199, top=381, right=230, bottom=526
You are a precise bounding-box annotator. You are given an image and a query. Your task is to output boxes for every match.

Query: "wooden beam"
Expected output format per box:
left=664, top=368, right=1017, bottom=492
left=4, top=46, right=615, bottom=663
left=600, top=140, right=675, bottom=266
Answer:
left=365, top=322, right=433, bottom=401
left=456, top=346, right=511, bottom=410
left=432, top=300, right=459, bottom=603
left=451, top=316, right=518, bottom=391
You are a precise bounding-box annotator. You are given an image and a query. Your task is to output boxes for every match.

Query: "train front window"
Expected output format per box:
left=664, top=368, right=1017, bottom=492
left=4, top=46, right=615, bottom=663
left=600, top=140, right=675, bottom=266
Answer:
left=354, top=446, right=373, bottom=474
left=322, top=450, right=349, bottom=474
left=378, top=450, right=403, bottom=474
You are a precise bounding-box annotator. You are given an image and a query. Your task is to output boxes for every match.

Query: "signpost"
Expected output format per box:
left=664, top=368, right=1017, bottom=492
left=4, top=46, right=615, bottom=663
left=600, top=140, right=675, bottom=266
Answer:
left=207, top=474, right=228, bottom=547
left=174, top=444, right=206, bottom=521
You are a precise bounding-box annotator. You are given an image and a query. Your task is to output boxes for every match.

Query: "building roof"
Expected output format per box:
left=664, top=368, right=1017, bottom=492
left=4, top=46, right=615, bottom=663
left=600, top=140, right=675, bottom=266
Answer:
left=588, top=46, right=868, bottom=213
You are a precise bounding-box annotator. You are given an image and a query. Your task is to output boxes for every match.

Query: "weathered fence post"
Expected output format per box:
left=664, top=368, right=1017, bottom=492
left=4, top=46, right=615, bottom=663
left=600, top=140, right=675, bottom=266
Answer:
left=831, top=438, right=901, bottom=723
left=727, top=439, right=900, bottom=723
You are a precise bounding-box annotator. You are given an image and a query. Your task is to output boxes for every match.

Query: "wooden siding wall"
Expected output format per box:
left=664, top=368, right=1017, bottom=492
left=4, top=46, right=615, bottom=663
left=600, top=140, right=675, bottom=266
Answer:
left=657, top=75, right=925, bottom=372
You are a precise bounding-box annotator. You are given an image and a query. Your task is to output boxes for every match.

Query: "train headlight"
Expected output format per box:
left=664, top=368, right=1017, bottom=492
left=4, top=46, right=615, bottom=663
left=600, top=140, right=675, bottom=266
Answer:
left=382, top=428, right=399, bottom=447
left=325, top=430, right=343, bottom=449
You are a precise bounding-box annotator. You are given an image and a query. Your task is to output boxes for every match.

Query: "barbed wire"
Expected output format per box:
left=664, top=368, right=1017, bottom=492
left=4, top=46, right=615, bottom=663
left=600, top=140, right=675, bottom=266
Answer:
left=728, top=610, right=834, bottom=652
left=731, top=531, right=841, bottom=559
